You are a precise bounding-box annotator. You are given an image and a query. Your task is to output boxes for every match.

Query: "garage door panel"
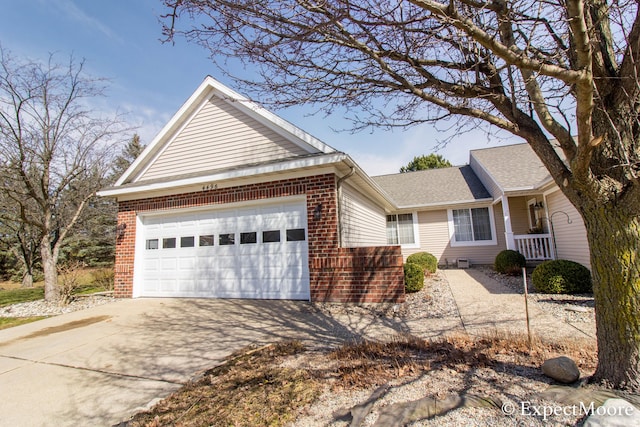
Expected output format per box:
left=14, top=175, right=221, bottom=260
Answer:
left=139, top=200, right=309, bottom=299
left=143, top=259, right=159, bottom=271
left=159, top=279, right=177, bottom=292
left=217, top=255, right=238, bottom=269
left=178, top=280, right=196, bottom=292
left=160, top=259, right=177, bottom=270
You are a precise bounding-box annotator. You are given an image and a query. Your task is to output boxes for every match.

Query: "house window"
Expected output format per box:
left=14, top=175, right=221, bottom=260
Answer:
left=162, top=238, right=176, bottom=249
left=180, top=236, right=195, bottom=247
left=386, top=214, right=415, bottom=245
left=240, top=232, right=257, bottom=244
left=263, top=230, right=281, bottom=243
left=219, top=233, right=235, bottom=246
left=286, top=228, right=306, bottom=242
left=146, top=239, right=159, bottom=250
left=199, top=235, right=214, bottom=246
left=450, top=207, right=494, bottom=244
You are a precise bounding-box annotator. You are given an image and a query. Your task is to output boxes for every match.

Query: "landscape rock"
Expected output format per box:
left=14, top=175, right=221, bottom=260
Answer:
left=372, top=393, right=501, bottom=427
left=583, top=398, right=640, bottom=427
left=542, top=356, right=580, bottom=383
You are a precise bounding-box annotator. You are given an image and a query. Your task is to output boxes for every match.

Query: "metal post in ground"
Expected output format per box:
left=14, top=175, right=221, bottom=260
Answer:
left=522, top=267, right=532, bottom=348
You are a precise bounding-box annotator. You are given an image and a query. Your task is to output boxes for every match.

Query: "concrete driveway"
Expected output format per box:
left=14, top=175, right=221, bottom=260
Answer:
left=0, top=297, right=421, bottom=427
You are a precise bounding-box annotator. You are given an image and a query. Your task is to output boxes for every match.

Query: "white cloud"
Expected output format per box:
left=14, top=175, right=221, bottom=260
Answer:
left=117, top=102, right=172, bottom=145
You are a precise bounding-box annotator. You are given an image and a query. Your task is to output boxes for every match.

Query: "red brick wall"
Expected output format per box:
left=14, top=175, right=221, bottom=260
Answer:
left=310, top=246, right=405, bottom=303
left=114, top=173, right=404, bottom=302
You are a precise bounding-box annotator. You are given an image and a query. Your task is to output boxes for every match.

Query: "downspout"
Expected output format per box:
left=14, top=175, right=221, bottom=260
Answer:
left=336, top=166, right=356, bottom=248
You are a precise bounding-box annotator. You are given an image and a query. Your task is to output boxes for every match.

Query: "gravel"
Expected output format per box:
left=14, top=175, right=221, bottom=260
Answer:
left=0, top=294, right=116, bottom=318
left=295, top=269, right=599, bottom=427
left=481, top=267, right=596, bottom=325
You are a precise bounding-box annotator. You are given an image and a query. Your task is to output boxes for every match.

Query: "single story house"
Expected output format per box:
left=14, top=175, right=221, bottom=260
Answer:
left=99, top=77, right=590, bottom=303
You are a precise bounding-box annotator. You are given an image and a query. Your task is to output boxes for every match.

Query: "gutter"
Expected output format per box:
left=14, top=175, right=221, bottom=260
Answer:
left=336, top=166, right=356, bottom=248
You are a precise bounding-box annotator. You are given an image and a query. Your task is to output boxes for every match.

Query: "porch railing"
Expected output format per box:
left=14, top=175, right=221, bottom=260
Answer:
left=514, top=234, right=555, bottom=261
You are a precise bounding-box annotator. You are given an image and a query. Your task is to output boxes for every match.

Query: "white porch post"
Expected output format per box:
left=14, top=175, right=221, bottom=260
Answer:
left=501, top=195, right=516, bottom=250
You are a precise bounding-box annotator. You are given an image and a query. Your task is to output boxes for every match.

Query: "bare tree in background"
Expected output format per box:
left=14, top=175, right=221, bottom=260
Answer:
left=0, top=186, right=42, bottom=287
left=162, top=1, right=640, bottom=390
left=0, top=48, right=127, bottom=301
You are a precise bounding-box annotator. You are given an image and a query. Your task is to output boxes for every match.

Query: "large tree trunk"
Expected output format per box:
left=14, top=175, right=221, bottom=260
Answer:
left=21, top=272, right=33, bottom=288
left=40, top=242, right=59, bottom=302
left=583, top=204, right=640, bottom=391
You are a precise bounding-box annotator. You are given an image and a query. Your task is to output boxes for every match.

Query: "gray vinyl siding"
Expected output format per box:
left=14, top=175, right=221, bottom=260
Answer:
left=401, top=204, right=507, bottom=265
left=339, top=183, right=387, bottom=247
left=140, top=95, right=311, bottom=181
left=545, top=189, right=591, bottom=269
left=469, top=155, right=503, bottom=199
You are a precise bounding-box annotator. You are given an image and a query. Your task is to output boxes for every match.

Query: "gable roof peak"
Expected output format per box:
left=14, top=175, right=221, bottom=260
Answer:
left=115, top=76, right=336, bottom=186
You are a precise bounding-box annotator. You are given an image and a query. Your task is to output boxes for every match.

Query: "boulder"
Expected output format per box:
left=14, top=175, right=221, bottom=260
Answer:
left=583, top=398, right=640, bottom=427
left=541, top=356, right=580, bottom=384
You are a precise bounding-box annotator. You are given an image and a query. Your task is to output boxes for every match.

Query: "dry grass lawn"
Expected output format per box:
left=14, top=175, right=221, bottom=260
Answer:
left=125, top=333, right=600, bottom=426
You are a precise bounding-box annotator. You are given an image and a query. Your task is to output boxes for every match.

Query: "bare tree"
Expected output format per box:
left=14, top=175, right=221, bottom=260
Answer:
left=0, top=48, right=127, bottom=301
left=0, top=188, right=43, bottom=287
left=162, top=1, right=640, bottom=390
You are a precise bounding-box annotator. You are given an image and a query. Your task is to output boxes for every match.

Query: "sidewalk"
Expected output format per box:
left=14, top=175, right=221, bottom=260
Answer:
left=442, top=269, right=595, bottom=341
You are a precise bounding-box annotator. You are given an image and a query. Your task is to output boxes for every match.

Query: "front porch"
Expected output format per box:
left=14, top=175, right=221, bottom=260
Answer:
left=514, top=233, right=554, bottom=261
left=499, top=194, right=556, bottom=262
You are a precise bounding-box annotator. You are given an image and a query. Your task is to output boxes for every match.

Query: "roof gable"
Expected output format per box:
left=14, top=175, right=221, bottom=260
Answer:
left=117, top=76, right=336, bottom=185
left=469, top=143, right=552, bottom=192
left=372, top=165, right=492, bottom=208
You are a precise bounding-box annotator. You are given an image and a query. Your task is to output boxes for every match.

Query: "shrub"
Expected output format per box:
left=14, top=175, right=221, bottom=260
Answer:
left=406, top=252, right=438, bottom=274
left=57, top=261, right=84, bottom=305
left=532, top=260, right=592, bottom=294
left=494, top=250, right=526, bottom=275
left=404, top=262, right=425, bottom=293
left=91, top=268, right=115, bottom=291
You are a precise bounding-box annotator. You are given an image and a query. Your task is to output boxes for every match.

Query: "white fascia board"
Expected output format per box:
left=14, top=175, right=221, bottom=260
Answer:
left=98, top=153, right=348, bottom=198
left=205, top=77, right=336, bottom=155
left=502, top=186, right=537, bottom=193
left=394, top=198, right=495, bottom=211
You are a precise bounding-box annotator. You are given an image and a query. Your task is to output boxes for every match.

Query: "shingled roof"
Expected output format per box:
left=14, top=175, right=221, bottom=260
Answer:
left=372, top=165, right=492, bottom=208
left=470, top=143, right=553, bottom=191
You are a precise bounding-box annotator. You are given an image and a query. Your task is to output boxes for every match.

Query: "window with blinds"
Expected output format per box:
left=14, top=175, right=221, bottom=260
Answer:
left=386, top=213, right=415, bottom=245
left=451, top=207, right=493, bottom=242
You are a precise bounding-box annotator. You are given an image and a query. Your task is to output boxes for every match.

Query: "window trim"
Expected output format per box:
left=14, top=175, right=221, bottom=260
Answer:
left=447, top=206, right=497, bottom=247
left=386, top=212, right=420, bottom=249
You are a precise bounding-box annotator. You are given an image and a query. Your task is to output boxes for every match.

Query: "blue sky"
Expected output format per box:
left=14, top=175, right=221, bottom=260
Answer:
left=0, top=0, right=520, bottom=175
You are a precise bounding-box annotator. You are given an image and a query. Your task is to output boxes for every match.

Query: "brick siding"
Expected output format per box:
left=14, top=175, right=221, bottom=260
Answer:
left=114, top=173, right=404, bottom=302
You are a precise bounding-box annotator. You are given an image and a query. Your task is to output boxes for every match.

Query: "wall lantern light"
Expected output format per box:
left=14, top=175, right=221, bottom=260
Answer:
left=313, top=203, right=323, bottom=221
left=116, top=223, right=127, bottom=239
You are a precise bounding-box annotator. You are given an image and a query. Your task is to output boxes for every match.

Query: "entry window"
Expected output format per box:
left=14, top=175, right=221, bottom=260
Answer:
left=146, top=239, right=159, bottom=250
left=452, top=208, right=492, bottom=242
left=263, top=230, right=281, bottom=243
left=386, top=214, right=415, bottom=245
left=162, top=238, right=176, bottom=249
left=180, top=236, right=195, bottom=247
left=219, top=233, right=235, bottom=245
left=199, top=235, right=214, bottom=246
left=240, top=232, right=257, bottom=244
left=448, top=207, right=496, bottom=246
left=286, top=228, right=306, bottom=241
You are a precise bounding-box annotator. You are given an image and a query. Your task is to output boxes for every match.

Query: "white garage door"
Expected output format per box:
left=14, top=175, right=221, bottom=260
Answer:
left=137, top=200, right=309, bottom=299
